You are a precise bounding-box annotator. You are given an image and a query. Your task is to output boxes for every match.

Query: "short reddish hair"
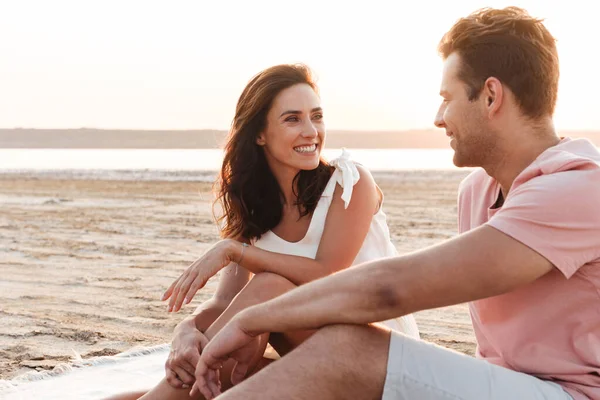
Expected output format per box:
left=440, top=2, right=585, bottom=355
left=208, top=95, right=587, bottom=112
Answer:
left=438, top=7, right=559, bottom=119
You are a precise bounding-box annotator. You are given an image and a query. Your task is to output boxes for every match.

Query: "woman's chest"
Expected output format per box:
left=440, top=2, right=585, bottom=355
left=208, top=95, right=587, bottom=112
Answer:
left=271, top=210, right=313, bottom=243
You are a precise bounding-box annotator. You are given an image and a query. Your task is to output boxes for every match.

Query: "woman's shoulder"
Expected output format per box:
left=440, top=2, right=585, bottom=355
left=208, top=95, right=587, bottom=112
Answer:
left=329, top=149, right=376, bottom=185
left=326, top=149, right=379, bottom=209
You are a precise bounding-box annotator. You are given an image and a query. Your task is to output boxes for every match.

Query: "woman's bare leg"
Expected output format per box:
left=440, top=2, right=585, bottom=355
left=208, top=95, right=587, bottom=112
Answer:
left=113, top=272, right=307, bottom=400
left=103, top=392, right=147, bottom=400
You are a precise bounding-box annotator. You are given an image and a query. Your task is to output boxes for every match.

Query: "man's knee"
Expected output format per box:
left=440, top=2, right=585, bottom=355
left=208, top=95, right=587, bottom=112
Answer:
left=307, top=324, right=392, bottom=361
left=290, top=324, right=390, bottom=395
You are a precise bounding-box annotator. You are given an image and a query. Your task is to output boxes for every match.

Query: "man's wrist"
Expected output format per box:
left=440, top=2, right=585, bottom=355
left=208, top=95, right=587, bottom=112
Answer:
left=236, top=305, right=267, bottom=336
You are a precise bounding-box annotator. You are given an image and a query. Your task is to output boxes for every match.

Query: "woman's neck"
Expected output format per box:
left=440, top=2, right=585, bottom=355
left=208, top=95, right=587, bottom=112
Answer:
left=272, top=167, right=300, bottom=208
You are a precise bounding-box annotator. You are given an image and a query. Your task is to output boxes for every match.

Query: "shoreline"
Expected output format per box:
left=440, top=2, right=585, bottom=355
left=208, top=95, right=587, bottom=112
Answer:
left=0, top=169, right=470, bottom=183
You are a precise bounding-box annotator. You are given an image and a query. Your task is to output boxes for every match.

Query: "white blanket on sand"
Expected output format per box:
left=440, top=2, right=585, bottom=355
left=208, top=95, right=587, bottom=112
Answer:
left=0, top=344, right=170, bottom=400
left=1, top=320, right=416, bottom=399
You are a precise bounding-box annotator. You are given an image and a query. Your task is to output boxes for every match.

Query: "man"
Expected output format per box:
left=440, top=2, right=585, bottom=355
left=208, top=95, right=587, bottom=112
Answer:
left=191, top=7, right=600, bottom=400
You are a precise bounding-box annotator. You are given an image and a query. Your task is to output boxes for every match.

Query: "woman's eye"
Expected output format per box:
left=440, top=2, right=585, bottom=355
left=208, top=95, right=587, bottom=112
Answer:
left=312, top=113, right=324, bottom=120
left=285, top=116, right=299, bottom=122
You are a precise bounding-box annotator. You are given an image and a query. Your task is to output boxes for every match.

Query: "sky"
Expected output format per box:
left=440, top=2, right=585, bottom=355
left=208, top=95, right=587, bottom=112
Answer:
left=1, top=0, right=598, bottom=131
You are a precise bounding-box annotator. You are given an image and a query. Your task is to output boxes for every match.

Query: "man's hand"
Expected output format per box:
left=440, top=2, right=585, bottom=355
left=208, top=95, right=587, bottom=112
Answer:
left=165, top=319, right=210, bottom=389
left=190, top=315, right=262, bottom=399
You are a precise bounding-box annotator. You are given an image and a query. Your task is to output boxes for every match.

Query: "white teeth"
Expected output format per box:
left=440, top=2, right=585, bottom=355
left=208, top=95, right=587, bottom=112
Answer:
left=294, top=144, right=317, bottom=153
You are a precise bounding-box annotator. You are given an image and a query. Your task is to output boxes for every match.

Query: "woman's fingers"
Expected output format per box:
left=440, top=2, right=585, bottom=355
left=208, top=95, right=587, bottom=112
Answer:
left=167, top=274, right=185, bottom=311
left=165, top=368, right=184, bottom=388
left=161, top=278, right=178, bottom=302
left=168, top=266, right=195, bottom=312
left=173, top=366, right=195, bottom=385
left=172, top=270, right=199, bottom=312
left=165, top=259, right=197, bottom=310
left=176, top=346, right=201, bottom=377
left=165, top=247, right=226, bottom=311
left=168, top=270, right=187, bottom=312
left=184, top=274, right=209, bottom=307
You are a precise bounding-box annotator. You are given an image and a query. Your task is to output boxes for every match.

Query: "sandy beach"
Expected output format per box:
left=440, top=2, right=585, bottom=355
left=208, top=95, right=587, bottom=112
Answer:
left=0, top=170, right=476, bottom=380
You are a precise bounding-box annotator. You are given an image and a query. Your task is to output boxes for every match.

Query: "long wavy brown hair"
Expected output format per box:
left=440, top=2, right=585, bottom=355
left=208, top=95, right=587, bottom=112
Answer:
left=214, top=64, right=334, bottom=241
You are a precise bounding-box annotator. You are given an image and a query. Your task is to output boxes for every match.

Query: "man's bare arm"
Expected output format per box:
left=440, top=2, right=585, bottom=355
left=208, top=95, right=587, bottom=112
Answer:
left=237, top=225, right=554, bottom=334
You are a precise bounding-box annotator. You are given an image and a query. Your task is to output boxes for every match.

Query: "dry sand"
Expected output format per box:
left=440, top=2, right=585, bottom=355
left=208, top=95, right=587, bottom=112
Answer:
left=0, top=170, right=476, bottom=380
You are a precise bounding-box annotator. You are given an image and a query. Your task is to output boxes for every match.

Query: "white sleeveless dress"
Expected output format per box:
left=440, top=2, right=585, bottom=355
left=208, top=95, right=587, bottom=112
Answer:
left=253, top=149, right=420, bottom=338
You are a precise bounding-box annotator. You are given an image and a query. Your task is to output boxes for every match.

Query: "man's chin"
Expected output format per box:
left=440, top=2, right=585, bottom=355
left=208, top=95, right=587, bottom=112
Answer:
left=452, top=153, right=462, bottom=167
left=452, top=153, right=472, bottom=168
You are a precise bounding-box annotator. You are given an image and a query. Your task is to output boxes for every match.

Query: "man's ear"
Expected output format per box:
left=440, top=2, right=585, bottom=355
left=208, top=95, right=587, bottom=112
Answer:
left=482, top=77, right=503, bottom=117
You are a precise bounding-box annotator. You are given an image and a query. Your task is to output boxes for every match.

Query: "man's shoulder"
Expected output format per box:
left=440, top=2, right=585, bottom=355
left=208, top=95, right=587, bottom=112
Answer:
left=516, top=168, right=600, bottom=200
left=517, top=139, right=600, bottom=195
left=535, top=137, right=600, bottom=175
left=504, top=167, right=600, bottom=228
left=506, top=138, right=600, bottom=196
left=458, top=168, right=493, bottom=195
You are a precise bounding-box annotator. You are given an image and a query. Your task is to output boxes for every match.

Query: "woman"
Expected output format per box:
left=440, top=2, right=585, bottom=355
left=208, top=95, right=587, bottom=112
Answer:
left=109, top=63, right=418, bottom=400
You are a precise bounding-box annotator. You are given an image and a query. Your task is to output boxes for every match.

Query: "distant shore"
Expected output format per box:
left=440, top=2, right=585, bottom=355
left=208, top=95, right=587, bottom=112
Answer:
left=2, top=128, right=600, bottom=149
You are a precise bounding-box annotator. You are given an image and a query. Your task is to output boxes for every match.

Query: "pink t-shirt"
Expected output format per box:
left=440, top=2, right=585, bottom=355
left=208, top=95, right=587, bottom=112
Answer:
left=458, top=138, right=600, bottom=400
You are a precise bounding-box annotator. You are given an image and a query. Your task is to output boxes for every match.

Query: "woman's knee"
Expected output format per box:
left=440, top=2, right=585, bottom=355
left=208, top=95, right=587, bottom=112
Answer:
left=242, top=272, right=297, bottom=302
left=208, top=273, right=297, bottom=335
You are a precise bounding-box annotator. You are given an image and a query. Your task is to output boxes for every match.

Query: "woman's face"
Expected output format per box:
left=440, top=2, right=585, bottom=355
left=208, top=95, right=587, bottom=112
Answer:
left=257, top=83, right=325, bottom=175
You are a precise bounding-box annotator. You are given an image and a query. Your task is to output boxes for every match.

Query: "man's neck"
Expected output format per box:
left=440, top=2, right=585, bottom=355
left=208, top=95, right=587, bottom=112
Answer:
left=483, top=121, right=560, bottom=197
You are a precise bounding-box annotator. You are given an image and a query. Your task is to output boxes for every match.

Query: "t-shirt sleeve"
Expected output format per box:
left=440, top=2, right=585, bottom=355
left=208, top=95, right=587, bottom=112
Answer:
left=487, top=170, right=600, bottom=278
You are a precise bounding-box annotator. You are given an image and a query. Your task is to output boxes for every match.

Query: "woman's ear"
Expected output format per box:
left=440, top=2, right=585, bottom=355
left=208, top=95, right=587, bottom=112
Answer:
left=256, top=133, right=266, bottom=146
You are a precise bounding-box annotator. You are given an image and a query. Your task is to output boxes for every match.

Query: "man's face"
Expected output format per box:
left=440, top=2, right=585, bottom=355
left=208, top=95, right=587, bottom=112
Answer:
left=434, top=53, right=496, bottom=168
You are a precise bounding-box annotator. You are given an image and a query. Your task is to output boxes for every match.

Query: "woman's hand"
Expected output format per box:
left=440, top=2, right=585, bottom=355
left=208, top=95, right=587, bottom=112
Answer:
left=162, top=239, right=240, bottom=312
left=165, top=318, right=210, bottom=388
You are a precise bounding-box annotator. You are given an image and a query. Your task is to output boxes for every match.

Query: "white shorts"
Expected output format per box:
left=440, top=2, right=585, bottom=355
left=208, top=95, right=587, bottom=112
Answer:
left=382, top=330, right=573, bottom=400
